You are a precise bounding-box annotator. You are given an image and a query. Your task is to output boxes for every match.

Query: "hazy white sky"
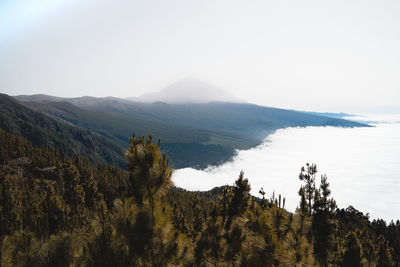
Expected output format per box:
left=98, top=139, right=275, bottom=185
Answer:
left=1, top=0, right=399, bottom=112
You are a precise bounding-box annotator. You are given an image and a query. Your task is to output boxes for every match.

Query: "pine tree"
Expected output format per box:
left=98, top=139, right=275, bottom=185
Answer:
left=298, top=186, right=307, bottom=236
left=124, top=134, right=175, bottom=262
left=312, top=174, right=337, bottom=267
left=226, top=171, right=251, bottom=229
left=299, top=163, right=317, bottom=216
left=125, top=134, right=172, bottom=206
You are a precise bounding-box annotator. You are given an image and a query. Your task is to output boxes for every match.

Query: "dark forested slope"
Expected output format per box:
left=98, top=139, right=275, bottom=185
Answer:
left=0, top=94, right=125, bottom=167
left=15, top=94, right=368, bottom=169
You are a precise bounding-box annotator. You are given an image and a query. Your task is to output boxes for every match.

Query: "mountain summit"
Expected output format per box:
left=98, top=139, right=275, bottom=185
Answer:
left=128, top=78, right=244, bottom=103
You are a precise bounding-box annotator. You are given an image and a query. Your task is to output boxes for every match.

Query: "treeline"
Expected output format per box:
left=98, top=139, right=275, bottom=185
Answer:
left=0, top=128, right=399, bottom=266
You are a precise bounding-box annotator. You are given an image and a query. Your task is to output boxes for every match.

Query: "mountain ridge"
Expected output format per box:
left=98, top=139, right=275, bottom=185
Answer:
left=13, top=93, right=369, bottom=169
left=0, top=94, right=126, bottom=168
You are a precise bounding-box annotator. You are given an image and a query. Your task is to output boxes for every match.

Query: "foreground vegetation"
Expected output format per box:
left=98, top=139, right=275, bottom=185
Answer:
left=0, top=128, right=399, bottom=266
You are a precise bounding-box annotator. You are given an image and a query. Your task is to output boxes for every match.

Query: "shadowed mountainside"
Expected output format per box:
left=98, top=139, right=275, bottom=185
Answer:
left=0, top=94, right=126, bottom=168
left=14, top=93, right=369, bottom=169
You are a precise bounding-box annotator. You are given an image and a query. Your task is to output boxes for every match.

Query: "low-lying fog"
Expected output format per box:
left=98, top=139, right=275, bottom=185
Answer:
left=173, top=114, right=400, bottom=222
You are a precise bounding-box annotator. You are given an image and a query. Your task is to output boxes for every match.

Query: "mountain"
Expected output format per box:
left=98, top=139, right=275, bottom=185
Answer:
left=127, top=77, right=244, bottom=103
left=0, top=94, right=126, bottom=168
left=16, top=100, right=240, bottom=168
left=14, top=94, right=369, bottom=169
left=301, top=111, right=355, bottom=119
left=13, top=94, right=64, bottom=102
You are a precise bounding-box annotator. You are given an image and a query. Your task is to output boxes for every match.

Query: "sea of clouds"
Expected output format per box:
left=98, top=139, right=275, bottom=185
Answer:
left=172, top=114, right=400, bottom=222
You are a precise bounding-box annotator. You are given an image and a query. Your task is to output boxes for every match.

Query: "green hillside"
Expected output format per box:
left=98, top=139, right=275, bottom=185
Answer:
left=19, top=100, right=236, bottom=168
left=0, top=94, right=126, bottom=168
left=15, top=94, right=369, bottom=169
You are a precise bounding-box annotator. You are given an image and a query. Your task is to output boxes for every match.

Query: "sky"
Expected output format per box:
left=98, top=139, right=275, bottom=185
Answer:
left=0, top=0, right=399, bottom=113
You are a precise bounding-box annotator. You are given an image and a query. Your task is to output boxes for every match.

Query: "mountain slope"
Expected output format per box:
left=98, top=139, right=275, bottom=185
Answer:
left=103, top=102, right=366, bottom=141
left=17, top=100, right=241, bottom=168
left=15, top=94, right=369, bottom=169
left=59, top=97, right=367, bottom=142
left=0, top=94, right=126, bottom=168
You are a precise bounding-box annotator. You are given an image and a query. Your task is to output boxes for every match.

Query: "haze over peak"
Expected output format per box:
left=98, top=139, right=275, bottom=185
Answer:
left=128, top=78, right=245, bottom=104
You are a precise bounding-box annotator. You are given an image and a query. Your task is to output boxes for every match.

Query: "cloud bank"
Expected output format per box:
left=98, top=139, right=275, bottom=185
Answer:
left=173, top=117, right=400, bottom=222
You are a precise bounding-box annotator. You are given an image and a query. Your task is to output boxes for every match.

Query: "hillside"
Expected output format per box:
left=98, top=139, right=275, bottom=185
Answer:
left=0, top=94, right=126, bottom=168
left=17, top=100, right=235, bottom=168
left=15, top=94, right=369, bottom=169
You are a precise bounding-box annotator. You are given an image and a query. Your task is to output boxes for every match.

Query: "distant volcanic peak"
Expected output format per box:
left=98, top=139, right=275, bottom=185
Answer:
left=130, top=78, right=245, bottom=104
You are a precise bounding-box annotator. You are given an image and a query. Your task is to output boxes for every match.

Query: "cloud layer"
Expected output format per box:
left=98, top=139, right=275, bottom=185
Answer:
left=173, top=117, right=400, bottom=222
